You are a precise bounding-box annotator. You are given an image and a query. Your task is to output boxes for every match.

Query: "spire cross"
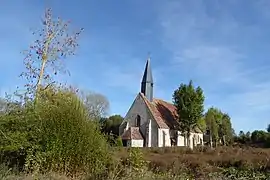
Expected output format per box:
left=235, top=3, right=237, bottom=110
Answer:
left=147, top=52, right=151, bottom=60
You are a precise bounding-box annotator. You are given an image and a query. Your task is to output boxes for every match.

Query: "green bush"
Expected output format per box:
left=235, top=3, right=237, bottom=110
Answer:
left=0, top=101, right=40, bottom=170
left=115, top=136, right=123, bottom=147
left=0, top=87, right=112, bottom=177
left=126, top=148, right=147, bottom=173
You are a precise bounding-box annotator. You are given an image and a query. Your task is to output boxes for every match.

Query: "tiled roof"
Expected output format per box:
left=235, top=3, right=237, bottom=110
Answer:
left=121, top=127, right=144, bottom=140
left=139, top=93, right=202, bottom=133
left=153, top=98, right=180, bottom=129
left=140, top=93, right=168, bottom=129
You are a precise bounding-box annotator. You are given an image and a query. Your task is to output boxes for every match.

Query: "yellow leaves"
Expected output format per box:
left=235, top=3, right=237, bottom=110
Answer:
left=42, top=54, right=47, bottom=61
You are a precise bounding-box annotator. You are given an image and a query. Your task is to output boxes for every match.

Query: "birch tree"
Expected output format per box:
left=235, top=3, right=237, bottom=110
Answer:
left=19, top=8, right=83, bottom=101
left=205, top=109, right=218, bottom=148
left=205, top=108, right=233, bottom=147
left=220, top=113, right=233, bottom=145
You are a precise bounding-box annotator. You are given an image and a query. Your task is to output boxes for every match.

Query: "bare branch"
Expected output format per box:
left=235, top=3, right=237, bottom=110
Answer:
left=79, top=90, right=110, bottom=120
left=19, top=8, right=83, bottom=101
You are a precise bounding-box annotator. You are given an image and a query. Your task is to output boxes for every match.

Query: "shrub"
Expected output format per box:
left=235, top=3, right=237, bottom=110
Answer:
left=115, top=136, right=123, bottom=147
left=0, top=102, right=40, bottom=170
left=125, top=148, right=147, bottom=173
left=0, top=87, right=112, bottom=177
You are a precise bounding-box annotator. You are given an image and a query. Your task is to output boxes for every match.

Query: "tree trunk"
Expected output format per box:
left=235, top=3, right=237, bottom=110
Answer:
left=184, top=132, right=187, bottom=146
left=223, top=135, right=226, bottom=146
left=36, top=59, right=47, bottom=91
left=187, top=131, right=191, bottom=149
left=35, top=33, right=53, bottom=103
left=209, top=132, right=213, bottom=148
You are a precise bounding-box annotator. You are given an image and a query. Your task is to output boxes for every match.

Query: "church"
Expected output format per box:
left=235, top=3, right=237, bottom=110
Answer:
left=119, top=58, right=204, bottom=148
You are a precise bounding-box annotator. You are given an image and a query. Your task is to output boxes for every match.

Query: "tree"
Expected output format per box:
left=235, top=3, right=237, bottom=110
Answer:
left=245, top=131, right=251, bottom=143
left=99, top=115, right=124, bottom=146
left=204, top=107, right=233, bottom=147
left=219, top=113, right=233, bottom=145
left=0, top=98, right=7, bottom=113
left=267, top=124, right=270, bottom=133
left=0, top=97, right=19, bottom=115
left=173, top=80, right=204, bottom=148
left=239, top=130, right=245, bottom=138
left=205, top=108, right=219, bottom=147
left=80, top=90, right=110, bottom=120
left=246, top=131, right=251, bottom=139
left=197, top=117, right=206, bottom=133
left=19, top=8, right=83, bottom=101
left=101, top=115, right=124, bottom=135
left=235, top=130, right=252, bottom=144
left=251, top=130, right=269, bottom=144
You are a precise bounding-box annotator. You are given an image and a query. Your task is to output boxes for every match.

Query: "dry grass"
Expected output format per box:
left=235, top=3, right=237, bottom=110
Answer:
left=115, top=146, right=270, bottom=176
left=2, top=146, right=270, bottom=179
left=2, top=174, right=70, bottom=180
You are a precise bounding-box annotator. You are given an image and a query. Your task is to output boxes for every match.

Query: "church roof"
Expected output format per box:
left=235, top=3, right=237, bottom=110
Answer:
left=121, top=127, right=144, bottom=140
left=139, top=92, right=202, bottom=133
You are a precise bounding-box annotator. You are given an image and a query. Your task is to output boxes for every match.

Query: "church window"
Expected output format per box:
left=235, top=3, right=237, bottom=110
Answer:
left=136, top=115, right=141, bottom=127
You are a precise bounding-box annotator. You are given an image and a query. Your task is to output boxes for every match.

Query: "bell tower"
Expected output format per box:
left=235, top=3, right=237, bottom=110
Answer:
left=141, top=57, right=153, bottom=102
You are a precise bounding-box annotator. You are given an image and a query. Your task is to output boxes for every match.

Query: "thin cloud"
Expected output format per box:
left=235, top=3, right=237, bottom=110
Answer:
left=1, top=0, right=270, bottom=132
left=158, top=0, right=270, bottom=131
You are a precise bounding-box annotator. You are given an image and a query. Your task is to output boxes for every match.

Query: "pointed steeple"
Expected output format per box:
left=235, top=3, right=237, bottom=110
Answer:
left=141, top=57, right=154, bottom=102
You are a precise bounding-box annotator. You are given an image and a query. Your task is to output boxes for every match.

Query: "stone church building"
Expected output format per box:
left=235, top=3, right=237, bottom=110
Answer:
left=119, top=58, right=204, bottom=148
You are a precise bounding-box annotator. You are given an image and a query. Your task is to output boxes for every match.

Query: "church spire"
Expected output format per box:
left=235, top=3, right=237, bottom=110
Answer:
left=141, top=56, right=153, bottom=102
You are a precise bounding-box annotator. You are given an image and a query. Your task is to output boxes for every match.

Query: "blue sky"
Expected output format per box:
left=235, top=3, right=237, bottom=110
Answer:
left=1, top=0, right=270, bottom=133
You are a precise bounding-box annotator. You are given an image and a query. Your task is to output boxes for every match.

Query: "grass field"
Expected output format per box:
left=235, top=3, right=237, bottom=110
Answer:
left=1, top=146, right=270, bottom=180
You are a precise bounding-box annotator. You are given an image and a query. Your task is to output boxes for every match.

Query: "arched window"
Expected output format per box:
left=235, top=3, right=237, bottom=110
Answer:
left=136, top=115, right=141, bottom=127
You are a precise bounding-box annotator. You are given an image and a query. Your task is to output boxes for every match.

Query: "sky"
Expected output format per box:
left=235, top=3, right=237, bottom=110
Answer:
left=1, top=0, right=270, bottom=133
